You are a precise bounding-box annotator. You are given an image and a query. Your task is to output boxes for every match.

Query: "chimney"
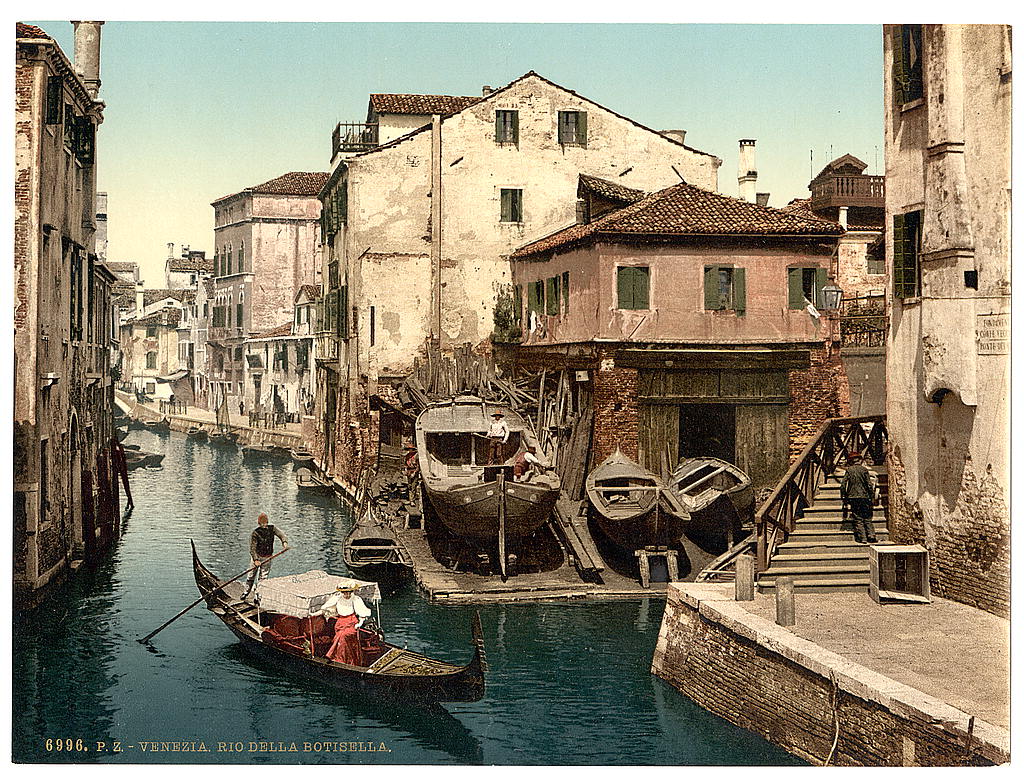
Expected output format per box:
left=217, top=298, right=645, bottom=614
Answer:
left=167, top=242, right=175, bottom=258
left=838, top=206, right=849, bottom=229
left=135, top=282, right=145, bottom=314
left=482, top=85, right=494, bottom=96
left=661, top=129, right=687, bottom=145
left=756, top=192, right=771, bottom=207
left=71, top=21, right=103, bottom=99
left=738, top=139, right=757, bottom=203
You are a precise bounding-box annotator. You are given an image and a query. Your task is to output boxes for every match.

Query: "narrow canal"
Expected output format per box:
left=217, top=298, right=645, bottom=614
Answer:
left=13, top=429, right=800, bottom=765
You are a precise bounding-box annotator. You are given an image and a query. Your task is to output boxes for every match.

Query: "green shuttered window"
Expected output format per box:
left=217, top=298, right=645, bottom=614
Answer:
left=787, top=267, right=828, bottom=309
left=704, top=266, right=745, bottom=312
left=562, top=271, right=570, bottom=314
left=617, top=266, right=650, bottom=310
left=527, top=280, right=545, bottom=315
left=546, top=277, right=560, bottom=315
left=558, top=111, right=587, bottom=146
left=495, top=110, right=519, bottom=144
left=500, top=189, right=523, bottom=222
left=892, top=25, right=924, bottom=106
left=893, top=210, right=922, bottom=298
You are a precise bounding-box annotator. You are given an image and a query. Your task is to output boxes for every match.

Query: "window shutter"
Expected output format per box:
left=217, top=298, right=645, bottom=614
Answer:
left=500, top=190, right=510, bottom=222
left=733, top=268, right=747, bottom=312
left=511, top=111, right=519, bottom=143
left=892, top=25, right=908, bottom=105
left=513, top=285, right=522, bottom=325
left=577, top=112, right=587, bottom=147
left=788, top=268, right=805, bottom=309
left=617, top=267, right=634, bottom=310
left=704, top=266, right=720, bottom=310
left=495, top=111, right=502, bottom=141
left=546, top=277, right=560, bottom=315
left=339, top=286, right=349, bottom=339
left=557, top=112, right=566, bottom=144
left=46, top=76, right=62, bottom=124
left=814, top=268, right=829, bottom=307
left=893, top=213, right=907, bottom=298
left=562, top=271, right=570, bottom=313
left=73, top=117, right=94, bottom=164
left=633, top=267, right=650, bottom=309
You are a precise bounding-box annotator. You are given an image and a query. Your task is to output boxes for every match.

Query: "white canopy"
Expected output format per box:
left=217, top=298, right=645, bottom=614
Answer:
left=256, top=570, right=380, bottom=617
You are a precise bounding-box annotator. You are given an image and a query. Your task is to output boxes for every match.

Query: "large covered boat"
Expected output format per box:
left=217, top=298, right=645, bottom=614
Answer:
left=191, top=542, right=486, bottom=703
left=415, top=396, right=560, bottom=543
left=585, top=450, right=690, bottom=551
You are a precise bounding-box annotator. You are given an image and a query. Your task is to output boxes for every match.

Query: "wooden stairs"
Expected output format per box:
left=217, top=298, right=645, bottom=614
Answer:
left=758, top=466, right=889, bottom=594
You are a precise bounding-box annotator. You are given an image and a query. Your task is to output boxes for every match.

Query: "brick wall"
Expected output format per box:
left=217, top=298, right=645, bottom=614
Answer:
left=591, top=358, right=639, bottom=463
left=652, top=586, right=1007, bottom=766
left=787, top=345, right=851, bottom=460
left=887, top=447, right=1010, bottom=619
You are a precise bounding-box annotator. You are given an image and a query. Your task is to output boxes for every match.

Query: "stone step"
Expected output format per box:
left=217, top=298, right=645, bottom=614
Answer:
left=787, top=529, right=890, bottom=543
left=800, top=506, right=886, bottom=518
left=757, top=576, right=872, bottom=594
left=769, top=552, right=871, bottom=568
left=776, top=540, right=891, bottom=555
left=758, top=564, right=870, bottom=581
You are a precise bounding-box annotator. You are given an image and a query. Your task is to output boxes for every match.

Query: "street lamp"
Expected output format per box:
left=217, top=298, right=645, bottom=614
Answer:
left=820, top=281, right=844, bottom=312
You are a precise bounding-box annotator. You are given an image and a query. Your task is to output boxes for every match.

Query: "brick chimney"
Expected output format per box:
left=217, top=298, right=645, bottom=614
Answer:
left=71, top=21, right=103, bottom=99
left=135, top=282, right=145, bottom=314
left=482, top=85, right=494, bottom=96
left=738, top=139, right=757, bottom=203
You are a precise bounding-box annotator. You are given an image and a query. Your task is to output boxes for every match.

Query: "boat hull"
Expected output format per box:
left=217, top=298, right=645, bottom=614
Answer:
left=424, top=481, right=558, bottom=541
left=191, top=544, right=485, bottom=703
left=589, top=506, right=690, bottom=552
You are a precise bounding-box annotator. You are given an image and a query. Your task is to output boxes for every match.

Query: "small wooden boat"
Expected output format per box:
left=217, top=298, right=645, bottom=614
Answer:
left=191, top=543, right=486, bottom=703
left=343, top=502, right=413, bottom=585
left=669, top=458, right=755, bottom=551
left=290, top=448, right=316, bottom=470
left=187, top=426, right=209, bottom=441
left=585, top=450, right=690, bottom=551
left=295, top=467, right=334, bottom=497
left=415, top=395, right=560, bottom=544
left=209, top=430, right=239, bottom=446
left=124, top=449, right=165, bottom=470
left=242, top=442, right=286, bottom=462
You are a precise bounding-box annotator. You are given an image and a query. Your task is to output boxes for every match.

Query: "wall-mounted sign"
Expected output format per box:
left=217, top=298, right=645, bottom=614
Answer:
left=977, top=313, right=1010, bottom=355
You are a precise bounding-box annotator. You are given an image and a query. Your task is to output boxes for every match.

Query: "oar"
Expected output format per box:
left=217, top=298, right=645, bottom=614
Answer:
left=137, top=546, right=290, bottom=645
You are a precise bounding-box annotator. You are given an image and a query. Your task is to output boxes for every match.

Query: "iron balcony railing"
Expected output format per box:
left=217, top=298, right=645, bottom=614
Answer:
left=332, top=122, right=379, bottom=155
left=810, top=174, right=885, bottom=209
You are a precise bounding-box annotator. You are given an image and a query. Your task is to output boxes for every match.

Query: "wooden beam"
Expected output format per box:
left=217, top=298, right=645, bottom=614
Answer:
left=639, top=396, right=790, bottom=405
left=615, top=348, right=813, bottom=371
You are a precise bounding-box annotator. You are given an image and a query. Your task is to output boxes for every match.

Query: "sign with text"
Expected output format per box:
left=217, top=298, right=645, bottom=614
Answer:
left=977, top=313, right=1010, bottom=355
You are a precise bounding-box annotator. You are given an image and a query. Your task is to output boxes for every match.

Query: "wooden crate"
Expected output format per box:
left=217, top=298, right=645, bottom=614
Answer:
left=869, top=544, right=931, bottom=604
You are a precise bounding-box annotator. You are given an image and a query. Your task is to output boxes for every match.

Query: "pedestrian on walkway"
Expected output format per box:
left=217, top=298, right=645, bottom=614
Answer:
left=840, top=451, right=877, bottom=544
left=241, top=513, right=289, bottom=599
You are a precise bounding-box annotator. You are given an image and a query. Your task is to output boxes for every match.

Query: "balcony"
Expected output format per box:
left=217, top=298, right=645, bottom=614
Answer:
left=332, top=122, right=379, bottom=156
left=315, top=331, right=339, bottom=365
left=810, top=174, right=885, bottom=211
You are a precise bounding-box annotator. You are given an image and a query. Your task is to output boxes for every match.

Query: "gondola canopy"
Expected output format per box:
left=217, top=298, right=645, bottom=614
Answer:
left=256, top=570, right=381, bottom=618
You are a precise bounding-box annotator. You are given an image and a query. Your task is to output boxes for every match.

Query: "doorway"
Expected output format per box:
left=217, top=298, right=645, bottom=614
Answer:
left=678, top=404, right=736, bottom=462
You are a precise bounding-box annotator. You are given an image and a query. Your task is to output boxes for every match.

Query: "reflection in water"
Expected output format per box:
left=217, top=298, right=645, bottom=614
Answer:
left=13, top=429, right=798, bottom=765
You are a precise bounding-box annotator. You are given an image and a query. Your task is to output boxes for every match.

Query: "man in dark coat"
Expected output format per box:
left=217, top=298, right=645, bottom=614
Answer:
left=840, top=451, right=877, bottom=543
left=241, top=513, right=289, bottom=599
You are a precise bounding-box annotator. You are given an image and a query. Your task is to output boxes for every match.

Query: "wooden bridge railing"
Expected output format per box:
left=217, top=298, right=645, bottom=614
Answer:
left=755, top=415, right=887, bottom=572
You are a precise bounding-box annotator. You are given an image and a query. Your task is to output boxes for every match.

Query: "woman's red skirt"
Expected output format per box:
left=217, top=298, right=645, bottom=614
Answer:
left=325, top=613, right=361, bottom=665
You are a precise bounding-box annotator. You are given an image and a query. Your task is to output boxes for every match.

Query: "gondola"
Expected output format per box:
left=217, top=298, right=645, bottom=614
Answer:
left=290, top=448, right=316, bottom=470
left=191, top=542, right=486, bottom=703
left=187, top=426, right=209, bottom=441
left=124, top=448, right=164, bottom=470
left=585, top=449, right=690, bottom=551
left=209, top=430, right=239, bottom=446
left=415, top=395, right=560, bottom=543
left=669, top=457, right=755, bottom=530
left=343, top=502, right=413, bottom=585
left=295, top=467, right=334, bottom=496
left=241, top=442, right=286, bottom=462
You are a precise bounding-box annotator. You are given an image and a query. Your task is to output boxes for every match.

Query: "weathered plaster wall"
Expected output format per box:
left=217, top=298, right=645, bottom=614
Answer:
left=883, top=25, right=1010, bottom=616
left=513, top=240, right=831, bottom=345
left=836, top=231, right=886, bottom=296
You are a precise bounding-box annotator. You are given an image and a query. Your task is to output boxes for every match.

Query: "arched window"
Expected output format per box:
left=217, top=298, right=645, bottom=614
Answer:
left=146, top=351, right=157, bottom=369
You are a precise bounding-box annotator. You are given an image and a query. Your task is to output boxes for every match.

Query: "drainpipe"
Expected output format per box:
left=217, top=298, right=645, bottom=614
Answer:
left=430, top=114, right=442, bottom=342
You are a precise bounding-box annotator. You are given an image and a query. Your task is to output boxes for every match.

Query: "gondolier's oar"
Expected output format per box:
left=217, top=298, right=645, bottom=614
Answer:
left=137, top=545, right=290, bottom=645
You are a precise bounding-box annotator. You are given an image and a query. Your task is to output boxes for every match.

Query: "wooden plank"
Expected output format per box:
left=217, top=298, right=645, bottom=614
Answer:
left=616, top=348, right=813, bottom=371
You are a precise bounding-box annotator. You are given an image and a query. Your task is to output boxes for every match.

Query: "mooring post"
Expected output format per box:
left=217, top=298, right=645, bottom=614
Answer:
left=776, top=576, right=796, bottom=626
left=735, top=554, right=755, bottom=601
left=497, top=470, right=508, bottom=580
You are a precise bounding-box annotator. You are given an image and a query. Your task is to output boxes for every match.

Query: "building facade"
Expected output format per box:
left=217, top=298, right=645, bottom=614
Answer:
left=15, top=21, right=120, bottom=607
left=511, top=175, right=846, bottom=489
left=316, top=72, right=723, bottom=484
left=118, top=290, right=191, bottom=400
left=207, top=171, right=326, bottom=405
left=882, top=24, right=1011, bottom=617
left=164, top=243, right=211, bottom=289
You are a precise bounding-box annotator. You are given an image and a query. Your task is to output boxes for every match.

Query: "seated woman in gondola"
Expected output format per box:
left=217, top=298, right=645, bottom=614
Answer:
left=317, top=583, right=372, bottom=665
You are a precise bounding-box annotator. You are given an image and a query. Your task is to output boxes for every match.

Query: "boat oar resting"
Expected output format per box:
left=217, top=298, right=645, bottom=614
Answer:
left=190, top=543, right=486, bottom=702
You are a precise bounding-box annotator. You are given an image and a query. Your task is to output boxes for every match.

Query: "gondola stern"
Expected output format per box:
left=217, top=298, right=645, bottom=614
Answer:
left=470, top=609, right=488, bottom=674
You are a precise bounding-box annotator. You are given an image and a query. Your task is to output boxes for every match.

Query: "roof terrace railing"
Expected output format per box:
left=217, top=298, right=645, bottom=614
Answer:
left=810, top=174, right=885, bottom=209
left=332, top=122, right=379, bottom=156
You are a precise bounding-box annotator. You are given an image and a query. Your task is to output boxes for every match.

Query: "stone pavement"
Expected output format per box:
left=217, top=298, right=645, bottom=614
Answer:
left=736, top=591, right=1009, bottom=729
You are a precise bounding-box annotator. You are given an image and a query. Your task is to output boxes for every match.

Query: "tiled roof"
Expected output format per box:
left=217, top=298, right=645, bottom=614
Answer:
left=136, top=308, right=182, bottom=326
left=167, top=256, right=213, bottom=273
left=248, top=322, right=294, bottom=341
left=250, top=172, right=331, bottom=197
left=297, top=284, right=322, bottom=300
left=17, top=23, right=48, bottom=39
left=780, top=197, right=835, bottom=223
left=578, top=174, right=646, bottom=205
left=369, top=93, right=480, bottom=116
left=104, top=261, right=139, bottom=271
left=144, top=288, right=196, bottom=305
left=512, top=182, right=844, bottom=260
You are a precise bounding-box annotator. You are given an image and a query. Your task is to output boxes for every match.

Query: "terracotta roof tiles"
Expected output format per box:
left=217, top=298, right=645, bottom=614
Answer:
left=513, top=182, right=844, bottom=260
left=250, top=171, right=331, bottom=197
left=17, top=23, right=49, bottom=39
left=578, top=174, right=646, bottom=205
left=369, top=93, right=480, bottom=116
left=167, top=256, right=213, bottom=273
left=248, top=322, right=294, bottom=341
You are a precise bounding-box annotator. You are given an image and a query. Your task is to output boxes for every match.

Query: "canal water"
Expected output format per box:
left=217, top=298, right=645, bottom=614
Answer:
left=13, top=430, right=800, bottom=765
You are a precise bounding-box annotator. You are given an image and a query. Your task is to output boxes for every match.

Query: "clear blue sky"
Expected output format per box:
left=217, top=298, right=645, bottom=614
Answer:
left=32, top=21, right=883, bottom=287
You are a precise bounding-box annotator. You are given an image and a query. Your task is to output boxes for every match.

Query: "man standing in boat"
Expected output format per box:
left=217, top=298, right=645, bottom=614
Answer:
left=241, top=513, right=289, bottom=599
left=318, top=583, right=372, bottom=665
left=486, top=410, right=510, bottom=465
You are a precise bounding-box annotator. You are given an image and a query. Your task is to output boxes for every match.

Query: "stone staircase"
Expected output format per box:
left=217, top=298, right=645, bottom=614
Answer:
left=758, top=467, right=889, bottom=594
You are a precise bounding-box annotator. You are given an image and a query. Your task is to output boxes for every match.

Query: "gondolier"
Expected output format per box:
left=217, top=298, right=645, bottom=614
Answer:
left=242, top=513, right=289, bottom=599
left=486, top=410, right=510, bottom=464
left=318, top=582, right=372, bottom=665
